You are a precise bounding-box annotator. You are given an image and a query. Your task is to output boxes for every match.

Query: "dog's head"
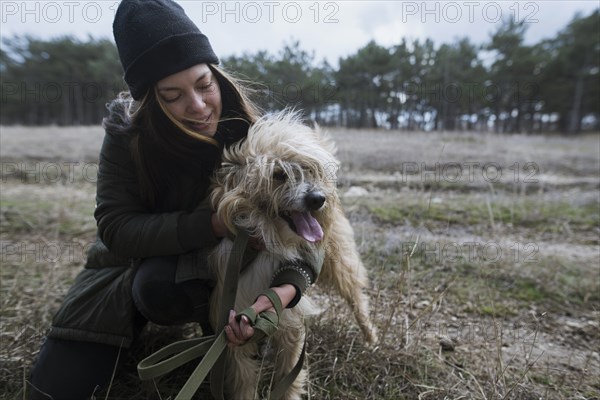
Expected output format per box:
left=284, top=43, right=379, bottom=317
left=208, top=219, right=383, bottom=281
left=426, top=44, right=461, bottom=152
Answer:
left=211, top=111, right=339, bottom=259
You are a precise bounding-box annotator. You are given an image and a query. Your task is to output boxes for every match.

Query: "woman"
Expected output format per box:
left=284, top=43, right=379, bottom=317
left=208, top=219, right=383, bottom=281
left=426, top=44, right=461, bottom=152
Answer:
left=28, top=0, right=319, bottom=398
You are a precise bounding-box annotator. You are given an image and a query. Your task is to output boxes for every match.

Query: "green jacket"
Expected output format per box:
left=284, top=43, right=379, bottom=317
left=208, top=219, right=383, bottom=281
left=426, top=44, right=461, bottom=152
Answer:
left=49, top=97, right=317, bottom=348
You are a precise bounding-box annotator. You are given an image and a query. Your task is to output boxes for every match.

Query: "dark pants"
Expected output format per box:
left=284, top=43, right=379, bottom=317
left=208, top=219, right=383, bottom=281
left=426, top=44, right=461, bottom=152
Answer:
left=28, top=256, right=213, bottom=399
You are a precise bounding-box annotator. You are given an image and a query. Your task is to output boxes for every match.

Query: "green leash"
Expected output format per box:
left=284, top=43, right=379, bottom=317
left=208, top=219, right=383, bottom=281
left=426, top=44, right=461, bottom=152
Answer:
left=137, top=331, right=228, bottom=399
left=138, top=230, right=249, bottom=399
left=137, top=231, right=307, bottom=399
left=209, top=229, right=250, bottom=400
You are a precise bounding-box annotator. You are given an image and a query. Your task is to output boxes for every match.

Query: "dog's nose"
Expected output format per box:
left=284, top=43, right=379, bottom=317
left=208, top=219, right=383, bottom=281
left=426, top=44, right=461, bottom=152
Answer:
left=305, top=191, right=326, bottom=210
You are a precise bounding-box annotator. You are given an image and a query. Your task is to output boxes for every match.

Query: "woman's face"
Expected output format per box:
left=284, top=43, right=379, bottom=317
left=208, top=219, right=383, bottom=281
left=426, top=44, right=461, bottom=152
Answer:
left=156, top=64, right=222, bottom=138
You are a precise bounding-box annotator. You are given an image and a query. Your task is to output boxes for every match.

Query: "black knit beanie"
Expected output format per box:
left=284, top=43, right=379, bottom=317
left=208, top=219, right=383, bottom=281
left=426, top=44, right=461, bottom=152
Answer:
left=113, top=0, right=219, bottom=100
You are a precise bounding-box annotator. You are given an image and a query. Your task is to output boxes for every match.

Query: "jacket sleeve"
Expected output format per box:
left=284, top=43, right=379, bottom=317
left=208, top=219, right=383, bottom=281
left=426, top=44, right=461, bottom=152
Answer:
left=94, top=129, right=218, bottom=258
left=271, top=241, right=325, bottom=308
left=270, top=260, right=317, bottom=308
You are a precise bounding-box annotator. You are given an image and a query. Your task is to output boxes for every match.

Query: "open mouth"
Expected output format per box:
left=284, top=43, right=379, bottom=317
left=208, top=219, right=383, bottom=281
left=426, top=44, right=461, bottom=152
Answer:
left=281, top=211, right=324, bottom=243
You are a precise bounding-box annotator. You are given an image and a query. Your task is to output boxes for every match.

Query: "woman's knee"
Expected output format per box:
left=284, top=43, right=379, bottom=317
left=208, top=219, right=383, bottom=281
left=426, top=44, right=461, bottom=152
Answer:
left=132, top=256, right=210, bottom=326
left=132, top=257, right=183, bottom=325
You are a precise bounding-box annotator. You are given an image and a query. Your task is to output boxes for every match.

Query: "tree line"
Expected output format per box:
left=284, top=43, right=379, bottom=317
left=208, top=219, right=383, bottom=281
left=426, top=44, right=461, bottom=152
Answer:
left=1, top=9, right=598, bottom=133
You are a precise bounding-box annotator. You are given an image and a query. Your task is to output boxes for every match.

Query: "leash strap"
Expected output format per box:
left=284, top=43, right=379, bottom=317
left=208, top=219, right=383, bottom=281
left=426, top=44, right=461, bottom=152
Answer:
left=137, top=335, right=217, bottom=381
left=215, top=230, right=249, bottom=329
left=176, top=332, right=228, bottom=400
left=137, top=332, right=228, bottom=399
left=235, top=288, right=282, bottom=344
left=235, top=287, right=307, bottom=400
left=210, top=230, right=249, bottom=400
left=271, top=335, right=307, bottom=399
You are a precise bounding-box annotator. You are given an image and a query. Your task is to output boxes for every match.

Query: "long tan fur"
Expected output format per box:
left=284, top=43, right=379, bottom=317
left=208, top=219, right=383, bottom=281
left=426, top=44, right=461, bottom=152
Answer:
left=208, top=111, right=377, bottom=399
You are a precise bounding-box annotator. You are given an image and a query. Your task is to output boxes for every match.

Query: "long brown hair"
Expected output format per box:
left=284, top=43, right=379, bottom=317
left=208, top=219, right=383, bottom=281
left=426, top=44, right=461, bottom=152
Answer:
left=129, top=64, right=261, bottom=209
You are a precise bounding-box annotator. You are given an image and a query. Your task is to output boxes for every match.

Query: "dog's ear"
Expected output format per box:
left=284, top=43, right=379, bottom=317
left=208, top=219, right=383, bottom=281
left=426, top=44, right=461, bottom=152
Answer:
left=211, top=163, right=235, bottom=198
left=215, top=162, right=248, bottom=193
left=211, top=164, right=253, bottom=234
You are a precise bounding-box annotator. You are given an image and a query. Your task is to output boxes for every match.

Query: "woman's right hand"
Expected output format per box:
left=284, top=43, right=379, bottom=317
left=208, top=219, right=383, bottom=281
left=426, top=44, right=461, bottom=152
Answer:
left=211, top=213, right=228, bottom=239
left=212, top=212, right=264, bottom=250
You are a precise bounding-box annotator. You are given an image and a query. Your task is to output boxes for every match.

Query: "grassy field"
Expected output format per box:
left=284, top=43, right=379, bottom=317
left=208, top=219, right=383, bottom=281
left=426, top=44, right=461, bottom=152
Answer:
left=1, top=126, right=598, bottom=399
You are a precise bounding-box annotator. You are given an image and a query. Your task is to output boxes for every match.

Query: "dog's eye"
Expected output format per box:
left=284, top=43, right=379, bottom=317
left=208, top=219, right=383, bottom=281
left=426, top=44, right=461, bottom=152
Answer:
left=273, top=171, right=287, bottom=181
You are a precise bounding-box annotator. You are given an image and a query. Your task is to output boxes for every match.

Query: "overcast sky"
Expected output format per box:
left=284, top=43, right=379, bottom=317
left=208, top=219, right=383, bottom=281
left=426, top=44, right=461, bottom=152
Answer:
left=1, top=1, right=598, bottom=66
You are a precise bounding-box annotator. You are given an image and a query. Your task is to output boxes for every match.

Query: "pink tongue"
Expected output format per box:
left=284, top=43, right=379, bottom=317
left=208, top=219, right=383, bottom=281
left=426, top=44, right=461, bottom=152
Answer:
left=291, top=211, right=323, bottom=242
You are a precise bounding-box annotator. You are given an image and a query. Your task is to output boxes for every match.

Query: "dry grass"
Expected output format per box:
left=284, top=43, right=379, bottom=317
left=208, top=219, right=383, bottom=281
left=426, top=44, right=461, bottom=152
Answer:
left=1, top=126, right=599, bottom=399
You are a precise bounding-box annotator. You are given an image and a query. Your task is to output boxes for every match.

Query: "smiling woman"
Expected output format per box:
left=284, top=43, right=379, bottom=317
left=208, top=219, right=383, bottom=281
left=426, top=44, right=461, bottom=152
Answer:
left=156, top=64, right=223, bottom=140
left=25, top=0, right=324, bottom=399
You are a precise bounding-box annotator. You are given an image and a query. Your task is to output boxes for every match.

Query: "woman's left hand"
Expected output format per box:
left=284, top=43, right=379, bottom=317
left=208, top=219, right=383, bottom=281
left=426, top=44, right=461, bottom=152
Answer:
left=224, top=310, right=254, bottom=346
left=224, top=284, right=297, bottom=347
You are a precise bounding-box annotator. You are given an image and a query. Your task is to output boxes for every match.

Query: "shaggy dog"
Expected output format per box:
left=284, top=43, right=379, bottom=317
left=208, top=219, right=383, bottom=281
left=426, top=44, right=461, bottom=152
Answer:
left=208, top=111, right=377, bottom=399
